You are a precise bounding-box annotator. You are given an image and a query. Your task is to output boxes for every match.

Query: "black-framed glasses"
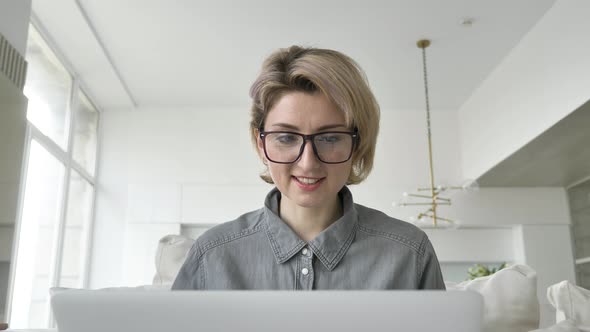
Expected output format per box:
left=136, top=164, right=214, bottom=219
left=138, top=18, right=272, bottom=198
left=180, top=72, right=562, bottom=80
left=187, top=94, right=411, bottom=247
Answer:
left=259, top=128, right=358, bottom=164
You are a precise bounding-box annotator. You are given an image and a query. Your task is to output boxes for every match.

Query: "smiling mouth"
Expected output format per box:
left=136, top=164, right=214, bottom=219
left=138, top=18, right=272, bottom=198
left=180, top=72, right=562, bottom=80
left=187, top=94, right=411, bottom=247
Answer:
left=292, top=176, right=325, bottom=192
left=293, top=176, right=323, bottom=185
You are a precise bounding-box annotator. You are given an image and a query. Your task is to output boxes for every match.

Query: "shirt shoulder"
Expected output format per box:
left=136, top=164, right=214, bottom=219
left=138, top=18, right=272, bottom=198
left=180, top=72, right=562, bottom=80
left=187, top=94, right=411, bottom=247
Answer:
left=194, top=208, right=266, bottom=253
left=172, top=209, right=267, bottom=290
left=354, top=203, right=429, bottom=255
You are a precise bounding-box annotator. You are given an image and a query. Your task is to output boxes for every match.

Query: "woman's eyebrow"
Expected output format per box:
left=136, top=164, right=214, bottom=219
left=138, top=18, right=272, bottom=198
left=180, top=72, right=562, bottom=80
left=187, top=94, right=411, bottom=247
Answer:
left=270, top=123, right=348, bottom=131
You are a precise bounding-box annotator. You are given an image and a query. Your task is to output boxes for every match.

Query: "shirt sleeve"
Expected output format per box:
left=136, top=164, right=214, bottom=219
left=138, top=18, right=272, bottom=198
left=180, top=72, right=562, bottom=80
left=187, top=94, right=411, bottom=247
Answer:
left=171, top=241, right=204, bottom=290
left=418, top=235, right=446, bottom=290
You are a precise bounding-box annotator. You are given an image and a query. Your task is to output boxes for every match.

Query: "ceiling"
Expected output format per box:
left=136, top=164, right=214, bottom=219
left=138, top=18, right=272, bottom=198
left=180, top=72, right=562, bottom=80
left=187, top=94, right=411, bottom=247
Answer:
left=31, top=0, right=557, bottom=111
left=477, top=99, right=590, bottom=188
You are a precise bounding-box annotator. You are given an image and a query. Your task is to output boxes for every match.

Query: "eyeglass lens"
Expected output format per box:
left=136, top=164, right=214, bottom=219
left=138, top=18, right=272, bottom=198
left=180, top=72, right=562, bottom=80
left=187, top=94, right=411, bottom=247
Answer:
left=264, top=132, right=353, bottom=163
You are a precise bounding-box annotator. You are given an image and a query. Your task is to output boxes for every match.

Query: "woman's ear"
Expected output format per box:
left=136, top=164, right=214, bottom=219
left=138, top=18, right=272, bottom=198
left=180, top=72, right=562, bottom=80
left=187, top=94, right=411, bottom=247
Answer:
left=256, top=131, right=267, bottom=164
left=256, top=134, right=263, bottom=152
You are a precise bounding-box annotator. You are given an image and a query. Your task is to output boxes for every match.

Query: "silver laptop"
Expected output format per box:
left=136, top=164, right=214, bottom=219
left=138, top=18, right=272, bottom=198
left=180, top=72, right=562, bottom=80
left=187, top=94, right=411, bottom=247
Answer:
left=51, top=290, right=482, bottom=332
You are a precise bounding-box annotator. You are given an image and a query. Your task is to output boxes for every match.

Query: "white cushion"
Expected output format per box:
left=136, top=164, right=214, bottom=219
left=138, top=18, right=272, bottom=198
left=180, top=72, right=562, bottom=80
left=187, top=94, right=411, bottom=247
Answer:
left=152, top=234, right=194, bottom=286
left=542, top=280, right=590, bottom=331
left=445, top=264, right=540, bottom=332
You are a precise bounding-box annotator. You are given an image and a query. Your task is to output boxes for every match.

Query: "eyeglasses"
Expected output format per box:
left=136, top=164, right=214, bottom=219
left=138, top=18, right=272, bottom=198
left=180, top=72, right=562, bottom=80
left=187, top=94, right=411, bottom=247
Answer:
left=259, top=128, right=358, bottom=164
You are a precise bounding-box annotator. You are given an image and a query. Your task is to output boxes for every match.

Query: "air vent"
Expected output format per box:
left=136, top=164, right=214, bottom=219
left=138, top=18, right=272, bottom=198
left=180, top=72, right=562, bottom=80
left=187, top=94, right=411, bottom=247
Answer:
left=0, top=33, right=28, bottom=91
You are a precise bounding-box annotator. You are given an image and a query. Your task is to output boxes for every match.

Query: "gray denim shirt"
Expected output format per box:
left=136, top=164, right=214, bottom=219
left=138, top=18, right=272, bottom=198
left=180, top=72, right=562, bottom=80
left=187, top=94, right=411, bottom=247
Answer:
left=172, top=186, right=445, bottom=290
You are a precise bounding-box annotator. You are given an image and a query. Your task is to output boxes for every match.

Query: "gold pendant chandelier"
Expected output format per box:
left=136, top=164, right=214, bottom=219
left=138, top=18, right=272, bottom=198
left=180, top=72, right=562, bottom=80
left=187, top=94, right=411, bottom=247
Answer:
left=393, top=39, right=478, bottom=228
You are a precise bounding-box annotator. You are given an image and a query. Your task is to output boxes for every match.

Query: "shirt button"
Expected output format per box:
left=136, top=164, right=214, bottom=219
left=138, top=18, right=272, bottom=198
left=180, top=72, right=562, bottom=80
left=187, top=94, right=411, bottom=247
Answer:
left=302, top=248, right=309, bottom=256
left=301, top=268, right=309, bottom=276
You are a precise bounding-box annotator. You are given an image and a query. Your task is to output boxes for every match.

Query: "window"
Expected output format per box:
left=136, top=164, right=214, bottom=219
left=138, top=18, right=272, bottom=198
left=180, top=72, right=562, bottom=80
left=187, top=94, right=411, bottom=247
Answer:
left=8, top=24, right=100, bottom=329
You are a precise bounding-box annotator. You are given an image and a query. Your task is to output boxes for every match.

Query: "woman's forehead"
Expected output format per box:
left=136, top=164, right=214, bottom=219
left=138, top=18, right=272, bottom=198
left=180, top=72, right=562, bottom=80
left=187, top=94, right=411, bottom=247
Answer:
left=265, top=91, right=347, bottom=129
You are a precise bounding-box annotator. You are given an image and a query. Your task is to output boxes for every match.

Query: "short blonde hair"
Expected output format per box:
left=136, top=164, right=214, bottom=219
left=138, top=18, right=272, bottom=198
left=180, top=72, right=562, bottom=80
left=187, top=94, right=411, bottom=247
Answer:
left=249, top=45, right=380, bottom=185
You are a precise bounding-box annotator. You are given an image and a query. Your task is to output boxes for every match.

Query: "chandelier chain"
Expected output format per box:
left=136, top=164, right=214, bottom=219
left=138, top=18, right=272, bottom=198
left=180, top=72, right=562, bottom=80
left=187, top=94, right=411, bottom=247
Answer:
left=421, top=46, right=432, bottom=138
left=420, top=40, right=438, bottom=226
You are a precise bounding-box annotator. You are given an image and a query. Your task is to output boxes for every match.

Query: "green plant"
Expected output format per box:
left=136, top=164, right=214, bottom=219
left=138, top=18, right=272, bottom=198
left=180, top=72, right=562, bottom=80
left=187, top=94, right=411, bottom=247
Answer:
left=467, top=263, right=508, bottom=280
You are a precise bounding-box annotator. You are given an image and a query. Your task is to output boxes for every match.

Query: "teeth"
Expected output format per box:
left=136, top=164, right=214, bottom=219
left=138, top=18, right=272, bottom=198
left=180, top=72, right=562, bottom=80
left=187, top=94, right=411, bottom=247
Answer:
left=296, top=177, right=321, bottom=185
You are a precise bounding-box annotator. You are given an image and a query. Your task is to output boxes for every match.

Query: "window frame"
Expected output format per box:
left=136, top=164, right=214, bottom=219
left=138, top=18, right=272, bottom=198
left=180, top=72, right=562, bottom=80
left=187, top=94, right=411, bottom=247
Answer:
left=6, top=18, right=102, bottom=327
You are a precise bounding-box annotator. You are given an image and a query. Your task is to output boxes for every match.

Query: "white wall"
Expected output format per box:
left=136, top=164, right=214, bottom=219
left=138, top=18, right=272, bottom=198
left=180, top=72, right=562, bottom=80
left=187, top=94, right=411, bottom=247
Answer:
left=425, top=228, right=514, bottom=263
left=89, top=111, right=130, bottom=288
left=0, top=227, right=13, bottom=262
left=459, top=0, right=590, bottom=180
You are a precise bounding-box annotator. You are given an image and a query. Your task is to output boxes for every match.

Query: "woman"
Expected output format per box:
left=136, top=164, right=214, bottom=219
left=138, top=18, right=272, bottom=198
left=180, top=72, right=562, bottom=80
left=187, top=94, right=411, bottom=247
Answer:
left=172, top=46, right=445, bottom=290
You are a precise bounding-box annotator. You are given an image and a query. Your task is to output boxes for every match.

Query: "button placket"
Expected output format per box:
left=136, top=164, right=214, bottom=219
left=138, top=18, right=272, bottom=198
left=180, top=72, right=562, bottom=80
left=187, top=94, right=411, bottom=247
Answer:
left=298, top=247, right=314, bottom=290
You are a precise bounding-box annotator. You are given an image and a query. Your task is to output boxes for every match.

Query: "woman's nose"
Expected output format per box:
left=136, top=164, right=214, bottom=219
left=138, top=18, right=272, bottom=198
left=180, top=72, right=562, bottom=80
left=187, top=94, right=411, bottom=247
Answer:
left=296, top=140, right=321, bottom=169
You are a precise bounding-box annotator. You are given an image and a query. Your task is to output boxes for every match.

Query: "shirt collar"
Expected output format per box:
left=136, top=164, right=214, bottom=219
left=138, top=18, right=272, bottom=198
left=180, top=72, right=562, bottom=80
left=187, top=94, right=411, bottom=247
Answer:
left=263, top=186, right=358, bottom=271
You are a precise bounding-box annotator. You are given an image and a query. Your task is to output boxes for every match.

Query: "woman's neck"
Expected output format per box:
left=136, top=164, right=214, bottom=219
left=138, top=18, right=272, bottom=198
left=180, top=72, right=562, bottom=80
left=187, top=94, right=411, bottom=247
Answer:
left=279, top=194, right=342, bottom=242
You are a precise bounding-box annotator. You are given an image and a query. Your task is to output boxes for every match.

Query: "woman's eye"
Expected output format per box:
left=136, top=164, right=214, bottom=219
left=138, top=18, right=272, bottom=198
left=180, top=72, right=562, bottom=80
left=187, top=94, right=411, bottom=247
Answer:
left=275, top=134, right=299, bottom=144
left=317, top=135, right=341, bottom=143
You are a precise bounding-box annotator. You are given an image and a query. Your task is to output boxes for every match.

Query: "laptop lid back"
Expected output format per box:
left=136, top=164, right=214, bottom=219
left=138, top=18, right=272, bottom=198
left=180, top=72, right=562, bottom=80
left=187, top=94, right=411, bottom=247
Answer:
left=51, top=290, right=482, bottom=332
